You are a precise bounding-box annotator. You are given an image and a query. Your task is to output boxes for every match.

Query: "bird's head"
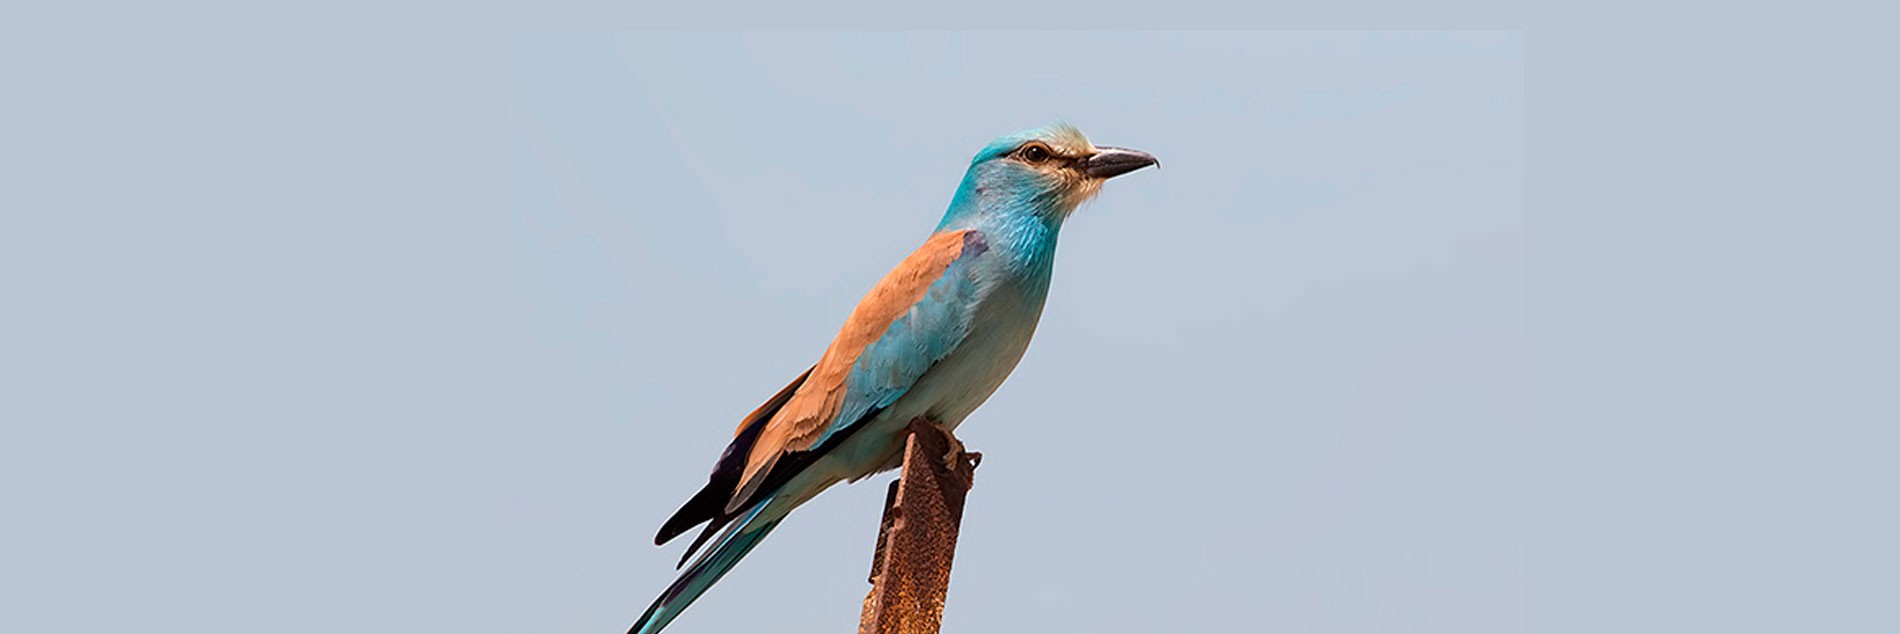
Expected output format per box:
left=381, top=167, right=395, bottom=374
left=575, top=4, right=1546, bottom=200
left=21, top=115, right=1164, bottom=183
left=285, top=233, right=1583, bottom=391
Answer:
left=940, top=124, right=1157, bottom=230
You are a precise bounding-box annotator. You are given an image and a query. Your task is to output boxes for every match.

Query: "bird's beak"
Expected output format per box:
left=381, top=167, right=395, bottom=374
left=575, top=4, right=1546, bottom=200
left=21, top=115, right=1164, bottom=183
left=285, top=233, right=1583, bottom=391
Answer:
left=1079, top=146, right=1159, bottom=179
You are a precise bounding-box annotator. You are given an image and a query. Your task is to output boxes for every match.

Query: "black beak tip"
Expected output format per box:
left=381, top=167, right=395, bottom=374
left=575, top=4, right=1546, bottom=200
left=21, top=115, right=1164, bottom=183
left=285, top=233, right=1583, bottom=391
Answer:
left=1083, top=147, right=1160, bottom=179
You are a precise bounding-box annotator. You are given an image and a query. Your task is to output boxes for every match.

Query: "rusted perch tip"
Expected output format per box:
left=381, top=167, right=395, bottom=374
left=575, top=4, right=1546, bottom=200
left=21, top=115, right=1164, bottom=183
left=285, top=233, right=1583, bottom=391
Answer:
left=858, top=419, right=980, bottom=634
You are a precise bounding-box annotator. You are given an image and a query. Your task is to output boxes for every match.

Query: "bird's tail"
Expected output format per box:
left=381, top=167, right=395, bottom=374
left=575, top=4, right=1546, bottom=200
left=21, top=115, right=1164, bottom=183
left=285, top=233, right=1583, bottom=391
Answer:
left=627, top=501, right=782, bottom=634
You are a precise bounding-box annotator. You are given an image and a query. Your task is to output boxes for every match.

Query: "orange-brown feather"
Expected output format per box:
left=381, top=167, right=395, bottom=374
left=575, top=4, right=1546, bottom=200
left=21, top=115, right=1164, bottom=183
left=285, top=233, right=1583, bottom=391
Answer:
left=729, top=229, right=977, bottom=509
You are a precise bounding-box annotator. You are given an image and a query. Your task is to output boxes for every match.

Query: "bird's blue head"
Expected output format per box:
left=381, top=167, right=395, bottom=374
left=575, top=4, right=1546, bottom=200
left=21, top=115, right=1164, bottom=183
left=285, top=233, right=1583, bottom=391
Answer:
left=937, top=124, right=1157, bottom=233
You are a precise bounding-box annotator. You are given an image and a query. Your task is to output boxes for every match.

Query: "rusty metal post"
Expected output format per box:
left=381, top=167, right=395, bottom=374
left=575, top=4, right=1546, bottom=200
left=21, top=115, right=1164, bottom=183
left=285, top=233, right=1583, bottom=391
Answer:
left=859, top=419, right=979, bottom=634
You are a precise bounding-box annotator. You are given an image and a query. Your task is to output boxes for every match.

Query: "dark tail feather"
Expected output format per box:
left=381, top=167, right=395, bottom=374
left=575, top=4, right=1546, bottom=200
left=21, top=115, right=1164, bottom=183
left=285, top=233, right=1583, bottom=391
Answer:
left=655, top=482, right=727, bottom=547
left=653, top=368, right=811, bottom=548
left=676, top=515, right=728, bottom=569
left=627, top=504, right=781, bottom=634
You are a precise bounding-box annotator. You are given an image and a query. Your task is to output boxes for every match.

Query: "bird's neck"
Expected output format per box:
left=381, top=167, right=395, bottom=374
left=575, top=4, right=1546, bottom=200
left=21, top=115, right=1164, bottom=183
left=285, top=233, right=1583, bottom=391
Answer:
left=940, top=207, right=1060, bottom=281
left=938, top=173, right=1068, bottom=280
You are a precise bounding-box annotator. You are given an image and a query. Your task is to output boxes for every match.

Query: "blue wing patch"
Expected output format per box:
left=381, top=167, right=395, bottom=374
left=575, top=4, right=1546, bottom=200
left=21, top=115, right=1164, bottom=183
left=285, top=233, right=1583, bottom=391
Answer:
left=820, top=230, right=989, bottom=445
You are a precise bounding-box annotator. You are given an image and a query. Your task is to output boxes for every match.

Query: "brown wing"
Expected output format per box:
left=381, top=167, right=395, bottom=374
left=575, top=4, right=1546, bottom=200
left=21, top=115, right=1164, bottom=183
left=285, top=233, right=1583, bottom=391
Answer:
left=725, top=229, right=980, bottom=512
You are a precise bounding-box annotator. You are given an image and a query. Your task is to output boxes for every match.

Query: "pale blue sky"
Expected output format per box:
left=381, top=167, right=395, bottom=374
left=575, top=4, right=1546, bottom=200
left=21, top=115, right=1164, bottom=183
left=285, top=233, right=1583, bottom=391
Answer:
left=6, top=9, right=1894, bottom=634
left=509, top=31, right=1524, bottom=633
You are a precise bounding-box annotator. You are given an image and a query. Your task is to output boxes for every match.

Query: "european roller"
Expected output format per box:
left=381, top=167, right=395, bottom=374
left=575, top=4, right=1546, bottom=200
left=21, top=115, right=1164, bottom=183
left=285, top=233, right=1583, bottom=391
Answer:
left=627, top=124, right=1157, bottom=634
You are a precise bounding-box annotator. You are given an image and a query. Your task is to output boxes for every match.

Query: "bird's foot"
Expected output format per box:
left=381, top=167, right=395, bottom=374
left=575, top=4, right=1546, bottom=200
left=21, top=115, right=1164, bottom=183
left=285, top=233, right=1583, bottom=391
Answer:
left=940, top=438, right=980, bottom=473
left=940, top=434, right=966, bottom=472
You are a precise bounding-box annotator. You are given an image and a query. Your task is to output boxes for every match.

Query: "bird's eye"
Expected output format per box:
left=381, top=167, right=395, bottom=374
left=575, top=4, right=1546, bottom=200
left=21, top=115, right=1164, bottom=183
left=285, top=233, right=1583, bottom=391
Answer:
left=1019, top=144, right=1051, bottom=163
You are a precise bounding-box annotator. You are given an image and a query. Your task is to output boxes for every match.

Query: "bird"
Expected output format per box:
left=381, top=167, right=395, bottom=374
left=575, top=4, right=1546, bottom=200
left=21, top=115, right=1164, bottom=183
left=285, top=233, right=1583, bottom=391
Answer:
left=627, top=124, right=1157, bottom=634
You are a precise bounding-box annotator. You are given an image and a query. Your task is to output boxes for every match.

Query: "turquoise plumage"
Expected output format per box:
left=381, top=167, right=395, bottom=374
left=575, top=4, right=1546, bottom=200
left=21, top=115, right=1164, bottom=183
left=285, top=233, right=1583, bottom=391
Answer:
left=629, top=125, right=1156, bottom=634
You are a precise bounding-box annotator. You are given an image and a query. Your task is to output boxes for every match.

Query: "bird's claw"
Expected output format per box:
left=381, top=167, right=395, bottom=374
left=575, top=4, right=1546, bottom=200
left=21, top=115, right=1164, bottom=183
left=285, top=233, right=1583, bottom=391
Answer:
left=940, top=440, right=980, bottom=473
left=941, top=436, right=965, bottom=472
